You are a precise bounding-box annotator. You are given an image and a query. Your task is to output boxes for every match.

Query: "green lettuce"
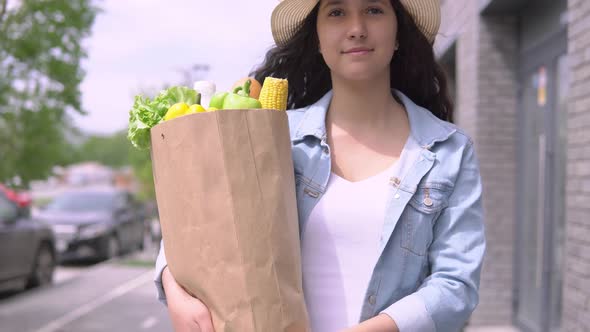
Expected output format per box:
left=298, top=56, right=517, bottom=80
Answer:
left=128, top=86, right=200, bottom=149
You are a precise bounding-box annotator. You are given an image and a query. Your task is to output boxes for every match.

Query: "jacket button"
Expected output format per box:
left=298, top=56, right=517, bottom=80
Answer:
left=368, top=295, right=376, bottom=305
left=389, top=177, right=401, bottom=187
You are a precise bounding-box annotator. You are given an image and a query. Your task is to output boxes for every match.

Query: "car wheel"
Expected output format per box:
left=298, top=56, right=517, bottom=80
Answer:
left=27, top=243, right=55, bottom=288
left=138, top=223, right=151, bottom=251
left=138, top=231, right=146, bottom=251
left=105, top=235, right=120, bottom=260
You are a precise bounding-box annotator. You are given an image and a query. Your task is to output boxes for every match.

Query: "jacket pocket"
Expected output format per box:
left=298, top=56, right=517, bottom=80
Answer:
left=400, top=184, right=451, bottom=256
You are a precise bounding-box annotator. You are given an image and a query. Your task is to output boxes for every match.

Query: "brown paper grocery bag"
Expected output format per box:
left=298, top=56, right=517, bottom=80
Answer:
left=150, top=109, right=309, bottom=332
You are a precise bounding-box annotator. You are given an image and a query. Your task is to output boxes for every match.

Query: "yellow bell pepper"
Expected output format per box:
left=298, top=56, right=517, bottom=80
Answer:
left=164, top=102, right=190, bottom=121
left=187, top=104, right=206, bottom=114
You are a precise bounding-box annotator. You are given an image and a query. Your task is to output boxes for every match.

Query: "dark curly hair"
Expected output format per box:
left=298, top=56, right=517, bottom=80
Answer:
left=250, top=0, right=454, bottom=122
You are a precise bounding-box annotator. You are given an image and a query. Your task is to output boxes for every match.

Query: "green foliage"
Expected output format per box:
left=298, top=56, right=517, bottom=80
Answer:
left=128, top=147, right=155, bottom=201
left=0, top=0, right=99, bottom=187
left=76, top=131, right=133, bottom=168
left=71, top=130, right=155, bottom=200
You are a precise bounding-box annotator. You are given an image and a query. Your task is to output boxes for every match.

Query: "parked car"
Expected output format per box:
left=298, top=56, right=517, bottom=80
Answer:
left=0, top=183, right=32, bottom=208
left=143, top=201, right=161, bottom=244
left=0, top=187, right=56, bottom=292
left=35, top=187, right=146, bottom=262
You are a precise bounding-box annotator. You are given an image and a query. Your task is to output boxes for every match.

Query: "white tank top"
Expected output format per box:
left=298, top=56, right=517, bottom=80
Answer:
left=301, top=162, right=396, bottom=331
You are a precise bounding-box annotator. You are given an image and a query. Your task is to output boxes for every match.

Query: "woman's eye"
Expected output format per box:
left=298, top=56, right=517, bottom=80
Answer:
left=328, top=9, right=344, bottom=16
left=366, top=7, right=384, bottom=14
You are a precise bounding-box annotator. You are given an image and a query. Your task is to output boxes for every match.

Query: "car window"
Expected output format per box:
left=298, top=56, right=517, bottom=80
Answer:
left=45, top=191, right=117, bottom=212
left=114, top=194, right=128, bottom=209
left=126, top=193, right=138, bottom=208
left=0, top=195, right=18, bottom=222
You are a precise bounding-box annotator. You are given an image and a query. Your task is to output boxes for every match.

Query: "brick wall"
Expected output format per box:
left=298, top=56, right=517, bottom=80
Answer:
left=438, top=1, right=518, bottom=327
left=472, top=15, right=519, bottom=326
left=439, top=0, right=590, bottom=330
left=564, top=0, right=590, bottom=330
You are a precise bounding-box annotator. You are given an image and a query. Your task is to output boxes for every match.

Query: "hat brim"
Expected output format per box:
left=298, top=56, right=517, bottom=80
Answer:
left=271, top=0, right=440, bottom=47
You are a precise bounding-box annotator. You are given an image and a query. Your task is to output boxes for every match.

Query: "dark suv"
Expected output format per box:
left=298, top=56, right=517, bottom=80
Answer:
left=0, top=187, right=56, bottom=292
left=35, top=187, right=146, bottom=262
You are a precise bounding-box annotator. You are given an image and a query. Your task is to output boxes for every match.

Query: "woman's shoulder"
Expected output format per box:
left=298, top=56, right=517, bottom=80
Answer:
left=432, top=120, right=477, bottom=164
left=406, top=102, right=478, bottom=173
left=285, top=91, right=333, bottom=140
left=443, top=121, right=474, bottom=148
left=405, top=103, right=473, bottom=153
left=286, top=106, right=309, bottom=121
left=286, top=105, right=314, bottom=140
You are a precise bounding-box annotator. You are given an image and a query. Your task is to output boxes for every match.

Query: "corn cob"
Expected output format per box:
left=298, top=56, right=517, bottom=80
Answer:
left=259, top=77, right=288, bottom=111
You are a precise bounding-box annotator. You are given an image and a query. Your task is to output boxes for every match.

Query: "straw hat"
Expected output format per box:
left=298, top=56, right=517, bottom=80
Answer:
left=271, top=0, right=440, bottom=47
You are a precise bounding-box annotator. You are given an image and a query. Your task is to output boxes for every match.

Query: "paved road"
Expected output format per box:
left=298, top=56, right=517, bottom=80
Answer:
left=0, top=257, right=172, bottom=332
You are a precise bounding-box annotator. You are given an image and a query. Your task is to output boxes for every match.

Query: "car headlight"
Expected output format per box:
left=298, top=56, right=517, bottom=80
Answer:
left=78, top=223, right=111, bottom=240
left=52, top=224, right=77, bottom=235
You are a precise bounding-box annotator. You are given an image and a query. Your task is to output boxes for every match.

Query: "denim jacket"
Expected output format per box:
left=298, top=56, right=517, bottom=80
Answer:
left=154, top=90, right=486, bottom=332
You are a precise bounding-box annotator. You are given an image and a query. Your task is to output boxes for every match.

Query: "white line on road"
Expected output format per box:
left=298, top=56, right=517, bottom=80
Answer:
left=141, top=316, right=158, bottom=329
left=34, top=269, right=155, bottom=332
left=53, top=266, right=86, bottom=284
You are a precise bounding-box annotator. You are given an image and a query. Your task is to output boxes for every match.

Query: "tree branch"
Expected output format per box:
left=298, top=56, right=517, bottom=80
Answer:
left=0, top=0, right=7, bottom=27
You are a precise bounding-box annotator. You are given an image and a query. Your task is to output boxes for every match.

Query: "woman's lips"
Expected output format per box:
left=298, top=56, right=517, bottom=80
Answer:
left=342, top=48, right=374, bottom=55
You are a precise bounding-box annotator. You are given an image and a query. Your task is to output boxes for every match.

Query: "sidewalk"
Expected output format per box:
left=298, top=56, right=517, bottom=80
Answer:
left=465, top=326, right=521, bottom=332
left=129, top=243, right=524, bottom=332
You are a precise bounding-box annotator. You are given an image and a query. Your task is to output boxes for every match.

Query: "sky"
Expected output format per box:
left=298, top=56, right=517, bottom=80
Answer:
left=72, top=0, right=279, bottom=135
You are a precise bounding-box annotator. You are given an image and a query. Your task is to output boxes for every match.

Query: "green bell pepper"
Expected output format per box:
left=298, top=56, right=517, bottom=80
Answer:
left=222, top=79, right=262, bottom=109
left=209, top=92, right=228, bottom=109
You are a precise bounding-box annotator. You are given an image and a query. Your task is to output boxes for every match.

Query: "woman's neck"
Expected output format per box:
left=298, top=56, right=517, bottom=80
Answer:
left=327, top=76, right=405, bottom=135
left=325, top=75, right=410, bottom=181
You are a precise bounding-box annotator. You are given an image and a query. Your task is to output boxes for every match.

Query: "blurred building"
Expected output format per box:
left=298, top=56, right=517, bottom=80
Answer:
left=63, top=162, right=114, bottom=187
left=29, top=162, right=138, bottom=204
left=435, top=0, right=588, bottom=331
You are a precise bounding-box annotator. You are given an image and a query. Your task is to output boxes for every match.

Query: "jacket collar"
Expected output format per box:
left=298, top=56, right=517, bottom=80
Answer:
left=292, top=89, right=456, bottom=148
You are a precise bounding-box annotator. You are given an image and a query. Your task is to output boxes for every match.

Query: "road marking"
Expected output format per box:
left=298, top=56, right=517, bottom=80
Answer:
left=141, top=316, right=158, bottom=329
left=34, top=269, right=154, bottom=332
left=54, top=267, right=86, bottom=284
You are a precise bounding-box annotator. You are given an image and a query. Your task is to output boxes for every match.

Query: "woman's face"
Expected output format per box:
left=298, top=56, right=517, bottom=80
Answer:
left=316, top=0, right=398, bottom=82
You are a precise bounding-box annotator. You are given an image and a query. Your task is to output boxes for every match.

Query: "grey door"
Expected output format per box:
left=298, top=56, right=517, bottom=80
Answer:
left=515, top=40, right=568, bottom=332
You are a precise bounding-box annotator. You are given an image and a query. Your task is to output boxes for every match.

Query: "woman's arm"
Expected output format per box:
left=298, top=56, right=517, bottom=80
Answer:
left=155, top=240, right=215, bottom=332
left=154, top=239, right=168, bottom=304
left=343, top=314, right=400, bottom=332
left=381, top=141, right=487, bottom=332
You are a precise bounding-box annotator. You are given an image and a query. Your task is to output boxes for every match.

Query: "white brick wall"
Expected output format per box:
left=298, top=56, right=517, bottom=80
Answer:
left=455, top=0, right=479, bottom=139
left=472, top=14, right=519, bottom=326
left=564, top=0, right=590, bottom=331
left=438, top=0, right=590, bottom=331
left=439, top=1, right=518, bottom=327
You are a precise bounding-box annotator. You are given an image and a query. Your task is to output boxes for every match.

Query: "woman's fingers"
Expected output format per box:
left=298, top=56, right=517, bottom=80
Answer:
left=163, top=267, right=215, bottom=332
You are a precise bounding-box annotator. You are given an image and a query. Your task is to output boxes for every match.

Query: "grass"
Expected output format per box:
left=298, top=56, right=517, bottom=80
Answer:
left=115, top=249, right=157, bottom=268
left=116, top=258, right=155, bottom=268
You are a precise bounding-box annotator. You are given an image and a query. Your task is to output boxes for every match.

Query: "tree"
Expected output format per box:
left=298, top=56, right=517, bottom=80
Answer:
left=128, top=147, right=155, bottom=201
left=74, top=131, right=134, bottom=168
left=0, top=0, right=98, bottom=187
left=69, top=131, right=156, bottom=200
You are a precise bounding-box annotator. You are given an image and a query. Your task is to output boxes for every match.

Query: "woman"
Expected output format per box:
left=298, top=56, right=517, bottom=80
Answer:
left=155, top=0, right=486, bottom=331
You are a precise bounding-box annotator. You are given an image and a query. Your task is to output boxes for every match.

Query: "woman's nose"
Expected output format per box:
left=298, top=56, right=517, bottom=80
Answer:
left=347, top=15, right=367, bottom=39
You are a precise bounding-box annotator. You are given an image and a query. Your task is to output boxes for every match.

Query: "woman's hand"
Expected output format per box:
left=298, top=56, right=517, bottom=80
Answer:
left=162, top=266, right=215, bottom=332
left=341, top=314, right=399, bottom=332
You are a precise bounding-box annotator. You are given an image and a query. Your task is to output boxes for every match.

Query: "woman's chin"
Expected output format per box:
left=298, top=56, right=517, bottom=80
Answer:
left=336, top=70, right=385, bottom=84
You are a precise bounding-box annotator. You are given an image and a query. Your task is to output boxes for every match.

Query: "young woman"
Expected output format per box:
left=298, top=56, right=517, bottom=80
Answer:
left=155, top=0, right=486, bottom=331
